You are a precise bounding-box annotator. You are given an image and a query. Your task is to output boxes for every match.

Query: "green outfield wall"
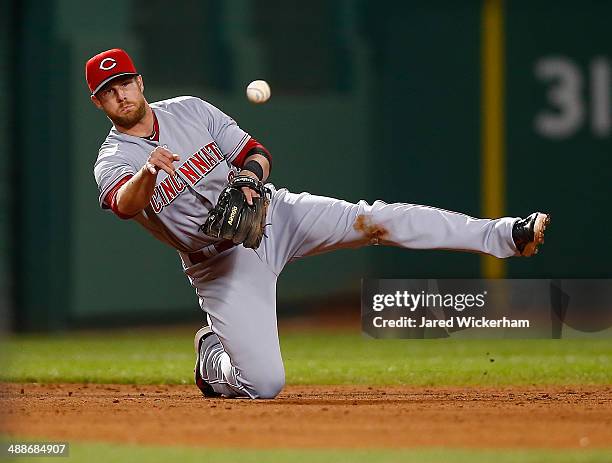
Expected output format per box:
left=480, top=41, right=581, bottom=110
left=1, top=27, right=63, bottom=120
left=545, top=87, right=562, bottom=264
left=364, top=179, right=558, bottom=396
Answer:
left=5, top=0, right=611, bottom=331
left=0, top=0, right=14, bottom=333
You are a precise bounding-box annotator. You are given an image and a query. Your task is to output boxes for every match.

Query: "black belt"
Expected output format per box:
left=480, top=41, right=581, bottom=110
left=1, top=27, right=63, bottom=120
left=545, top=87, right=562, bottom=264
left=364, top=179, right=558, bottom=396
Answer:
left=188, top=240, right=236, bottom=265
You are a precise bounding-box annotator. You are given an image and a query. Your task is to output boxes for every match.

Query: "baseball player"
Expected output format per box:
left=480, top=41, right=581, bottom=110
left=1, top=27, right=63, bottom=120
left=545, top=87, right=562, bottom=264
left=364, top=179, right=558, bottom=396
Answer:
left=87, top=49, right=550, bottom=399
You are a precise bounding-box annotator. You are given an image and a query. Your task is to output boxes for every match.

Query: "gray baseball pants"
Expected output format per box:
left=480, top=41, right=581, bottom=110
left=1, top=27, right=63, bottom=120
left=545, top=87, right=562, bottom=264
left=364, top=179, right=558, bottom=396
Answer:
left=180, top=185, right=518, bottom=398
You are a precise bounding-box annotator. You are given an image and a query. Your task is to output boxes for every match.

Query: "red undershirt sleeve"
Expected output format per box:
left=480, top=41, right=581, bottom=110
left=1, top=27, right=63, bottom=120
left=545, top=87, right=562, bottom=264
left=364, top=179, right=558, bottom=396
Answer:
left=231, top=137, right=272, bottom=169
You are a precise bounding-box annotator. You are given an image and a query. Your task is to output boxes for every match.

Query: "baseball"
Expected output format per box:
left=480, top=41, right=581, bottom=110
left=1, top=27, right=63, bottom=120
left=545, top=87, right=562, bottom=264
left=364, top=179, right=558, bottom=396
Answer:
left=246, top=80, right=271, bottom=104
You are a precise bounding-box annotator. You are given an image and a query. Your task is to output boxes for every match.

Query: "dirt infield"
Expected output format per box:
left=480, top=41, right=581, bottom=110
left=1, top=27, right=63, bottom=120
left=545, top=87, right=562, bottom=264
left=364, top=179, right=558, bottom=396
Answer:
left=1, top=383, right=611, bottom=449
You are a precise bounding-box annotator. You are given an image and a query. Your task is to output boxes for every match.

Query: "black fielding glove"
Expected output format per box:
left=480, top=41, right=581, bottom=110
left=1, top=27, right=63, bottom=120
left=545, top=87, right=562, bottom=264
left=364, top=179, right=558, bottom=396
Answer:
left=200, top=175, right=270, bottom=249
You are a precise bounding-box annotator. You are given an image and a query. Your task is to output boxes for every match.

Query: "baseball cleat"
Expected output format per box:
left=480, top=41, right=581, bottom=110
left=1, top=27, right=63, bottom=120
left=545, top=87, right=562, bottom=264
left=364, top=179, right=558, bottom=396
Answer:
left=194, top=326, right=221, bottom=398
left=512, top=212, right=550, bottom=256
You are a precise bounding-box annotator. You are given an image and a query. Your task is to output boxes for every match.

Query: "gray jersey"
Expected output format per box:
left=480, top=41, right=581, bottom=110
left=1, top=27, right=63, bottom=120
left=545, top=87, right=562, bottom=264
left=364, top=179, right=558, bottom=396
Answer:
left=94, top=96, right=249, bottom=252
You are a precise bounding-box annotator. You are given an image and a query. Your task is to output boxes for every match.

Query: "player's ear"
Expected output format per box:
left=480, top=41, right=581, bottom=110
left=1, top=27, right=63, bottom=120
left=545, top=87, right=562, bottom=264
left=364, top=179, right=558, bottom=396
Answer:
left=136, top=75, right=144, bottom=93
left=90, top=94, right=103, bottom=109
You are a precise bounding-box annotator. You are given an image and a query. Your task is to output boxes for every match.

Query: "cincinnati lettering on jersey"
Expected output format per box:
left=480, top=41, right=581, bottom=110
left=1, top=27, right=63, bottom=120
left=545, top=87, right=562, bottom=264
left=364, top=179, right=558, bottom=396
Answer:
left=150, top=141, right=224, bottom=213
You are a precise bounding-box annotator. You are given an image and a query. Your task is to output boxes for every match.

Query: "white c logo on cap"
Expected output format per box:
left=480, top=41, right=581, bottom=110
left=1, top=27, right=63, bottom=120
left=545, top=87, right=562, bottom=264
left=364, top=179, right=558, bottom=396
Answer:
left=99, top=58, right=117, bottom=71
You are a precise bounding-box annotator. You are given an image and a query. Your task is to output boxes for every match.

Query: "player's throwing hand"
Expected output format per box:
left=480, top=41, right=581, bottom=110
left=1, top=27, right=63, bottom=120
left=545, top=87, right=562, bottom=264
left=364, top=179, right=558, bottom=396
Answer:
left=145, top=146, right=180, bottom=176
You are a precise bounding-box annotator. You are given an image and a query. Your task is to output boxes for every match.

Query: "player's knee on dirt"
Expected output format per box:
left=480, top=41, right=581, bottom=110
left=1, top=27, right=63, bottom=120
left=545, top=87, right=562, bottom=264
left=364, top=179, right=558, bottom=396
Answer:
left=242, top=363, right=285, bottom=399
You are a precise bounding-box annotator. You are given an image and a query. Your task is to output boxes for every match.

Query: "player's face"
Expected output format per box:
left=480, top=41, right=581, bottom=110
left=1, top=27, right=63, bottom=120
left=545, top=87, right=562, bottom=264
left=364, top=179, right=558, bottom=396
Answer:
left=91, top=75, right=147, bottom=129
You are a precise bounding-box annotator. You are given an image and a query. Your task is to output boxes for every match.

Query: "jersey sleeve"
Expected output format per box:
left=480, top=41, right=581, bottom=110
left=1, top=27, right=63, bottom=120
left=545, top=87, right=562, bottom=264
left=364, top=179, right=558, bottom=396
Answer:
left=93, top=143, right=137, bottom=211
left=198, top=99, right=251, bottom=164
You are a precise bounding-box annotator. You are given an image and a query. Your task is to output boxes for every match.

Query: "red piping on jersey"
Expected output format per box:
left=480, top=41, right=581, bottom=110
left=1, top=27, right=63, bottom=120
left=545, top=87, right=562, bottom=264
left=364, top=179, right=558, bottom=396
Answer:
left=232, top=137, right=271, bottom=168
left=146, top=110, right=160, bottom=142
left=104, top=174, right=137, bottom=219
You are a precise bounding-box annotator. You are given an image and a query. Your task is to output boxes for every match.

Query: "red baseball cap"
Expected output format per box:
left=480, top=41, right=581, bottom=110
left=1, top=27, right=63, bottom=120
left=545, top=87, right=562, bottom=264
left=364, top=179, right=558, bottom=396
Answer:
left=85, top=48, right=139, bottom=95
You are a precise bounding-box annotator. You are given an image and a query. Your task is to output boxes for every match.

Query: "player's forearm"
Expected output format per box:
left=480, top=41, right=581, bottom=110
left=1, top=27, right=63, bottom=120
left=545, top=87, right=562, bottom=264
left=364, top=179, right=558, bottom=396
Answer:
left=240, top=153, right=270, bottom=182
left=115, top=166, right=158, bottom=216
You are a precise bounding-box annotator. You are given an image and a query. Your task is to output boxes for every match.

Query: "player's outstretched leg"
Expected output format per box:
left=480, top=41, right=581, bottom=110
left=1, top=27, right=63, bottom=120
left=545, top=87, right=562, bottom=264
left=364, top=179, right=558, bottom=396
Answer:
left=262, top=187, right=550, bottom=272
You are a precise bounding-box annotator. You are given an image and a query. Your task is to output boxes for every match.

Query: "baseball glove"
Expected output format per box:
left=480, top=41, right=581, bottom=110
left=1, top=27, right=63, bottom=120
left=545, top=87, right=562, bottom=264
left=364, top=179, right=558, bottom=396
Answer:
left=199, top=175, right=270, bottom=249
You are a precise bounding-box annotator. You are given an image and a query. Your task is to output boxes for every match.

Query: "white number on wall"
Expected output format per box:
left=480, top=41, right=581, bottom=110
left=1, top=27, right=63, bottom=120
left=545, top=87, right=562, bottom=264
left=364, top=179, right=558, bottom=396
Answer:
left=534, top=56, right=610, bottom=139
left=590, top=57, right=610, bottom=137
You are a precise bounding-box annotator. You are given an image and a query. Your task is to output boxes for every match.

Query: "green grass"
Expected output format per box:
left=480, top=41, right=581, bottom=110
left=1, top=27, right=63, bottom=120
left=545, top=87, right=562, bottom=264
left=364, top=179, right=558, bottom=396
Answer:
left=1, top=330, right=611, bottom=385
left=2, top=334, right=611, bottom=462
left=1, top=439, right=611, bottom=463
